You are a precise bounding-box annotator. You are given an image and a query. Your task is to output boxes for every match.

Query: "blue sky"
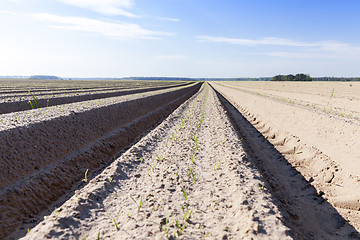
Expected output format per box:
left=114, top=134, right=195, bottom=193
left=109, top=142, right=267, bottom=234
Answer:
left=1, top=0, right=360, bottom=78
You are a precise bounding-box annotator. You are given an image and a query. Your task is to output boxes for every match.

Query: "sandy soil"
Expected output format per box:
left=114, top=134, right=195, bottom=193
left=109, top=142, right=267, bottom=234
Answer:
left=211, top=81, right=360, bottom=239
left=0, top=81, right=191, bottom=114
left=219, top=81, right=360, bottom=122
left=18, top=84, right=291, bottom=240
left=1, top=83, right=200, bottom=239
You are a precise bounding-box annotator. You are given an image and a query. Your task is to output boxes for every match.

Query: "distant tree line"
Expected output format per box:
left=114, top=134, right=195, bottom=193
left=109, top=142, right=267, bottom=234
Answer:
left=271, top=74, right=312, bottom=81
left=29, top=75, right=62, bottom=80
left=123, top=77, right=273, bottom=81
left=195, top=77, right=271, bottom=81
left=312, top=77, right=360, bottom=81
left=123, top=77, right=195, bottom=81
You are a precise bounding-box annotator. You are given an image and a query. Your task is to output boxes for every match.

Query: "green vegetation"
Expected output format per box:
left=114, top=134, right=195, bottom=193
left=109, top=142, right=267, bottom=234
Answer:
left=130, top=195, right=143, bottom=211
left=271, top=73, right=312, bottom=81
left=83, top=169, right=89, bottom=183
left=28, top=91, right=39, bottom=109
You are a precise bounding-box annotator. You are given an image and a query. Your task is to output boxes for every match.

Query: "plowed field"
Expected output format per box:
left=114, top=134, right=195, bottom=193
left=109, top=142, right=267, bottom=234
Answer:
left=2, top=80, right=359, bottom=240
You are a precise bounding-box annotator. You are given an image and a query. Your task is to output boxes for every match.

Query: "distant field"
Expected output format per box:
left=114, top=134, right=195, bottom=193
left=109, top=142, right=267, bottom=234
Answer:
left=0, top=79, right=191, bottom=114
left=0, top=79, right=200, bottom=239
left=218, top=81, right=360, bottom=121
left=2, top=80, right=359, bottom=239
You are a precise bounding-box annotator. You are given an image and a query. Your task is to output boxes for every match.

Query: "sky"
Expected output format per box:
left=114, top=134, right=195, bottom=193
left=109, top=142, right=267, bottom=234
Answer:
left=1, top=0, right=360, bottom=78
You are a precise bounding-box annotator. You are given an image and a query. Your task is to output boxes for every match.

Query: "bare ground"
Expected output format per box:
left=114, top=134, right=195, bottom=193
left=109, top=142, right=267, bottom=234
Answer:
left=210, top=82, right=360, bottom=239
left=1, top=83, right=200, bottom=239
left=19, top=84, right=291, bottom=240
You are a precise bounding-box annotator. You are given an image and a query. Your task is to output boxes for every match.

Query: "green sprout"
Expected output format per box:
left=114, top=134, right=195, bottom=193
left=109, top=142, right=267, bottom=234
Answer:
left=163, top=213, right=170, bottom=234
left=113, top=217, right=119, bottom=230
left=130, top=196, right=143, bottom=211
left=156, top=154, right=163, bottom=162
left=83, top=169, right=89, bottom=183
left=181, top=188, right=188, bottom=203
left=28, top=91, right=39, bottom=109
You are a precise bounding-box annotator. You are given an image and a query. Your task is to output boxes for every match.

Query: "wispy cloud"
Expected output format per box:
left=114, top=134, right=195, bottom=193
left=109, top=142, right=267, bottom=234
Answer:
left=0, top=9, right=23, bottom=16
left=57, top=0, right=138, bottom=17
left=198, top=36, right=320, bottom=47
left=157, top=55, right=188, bottom=60
left=155, top=16, right=181, bottom=22
left=32, top=13, right=171, bottom=39
left=198, top=36, right=360, bottom=59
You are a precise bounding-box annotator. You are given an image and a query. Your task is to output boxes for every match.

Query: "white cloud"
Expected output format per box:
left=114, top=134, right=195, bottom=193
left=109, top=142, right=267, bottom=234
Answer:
left=155, top=16, right=181, bottom=22
left=0, top=10, right=22, bottom=16
left=157, top=55, right=188, bottom=60
left=57, top=0, right=138, bottom=17
left=32, top=13, right=171, bottom=39
left=198, top=36, right=321, bottom=47
left=198, top=36, right=360, bottom=59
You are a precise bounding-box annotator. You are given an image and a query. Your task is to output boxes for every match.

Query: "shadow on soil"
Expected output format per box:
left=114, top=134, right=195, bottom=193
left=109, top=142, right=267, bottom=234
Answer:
left=212, top=86, right=360, bottom=240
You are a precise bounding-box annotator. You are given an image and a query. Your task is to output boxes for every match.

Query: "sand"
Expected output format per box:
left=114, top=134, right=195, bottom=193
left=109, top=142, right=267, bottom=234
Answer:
left=1, top=82, right=200, bottom=239
left=4, top=80, right=360, bottom=239
left=18, top=83, right=291, bottom=239
left=211, top=81, right=360, bottom=239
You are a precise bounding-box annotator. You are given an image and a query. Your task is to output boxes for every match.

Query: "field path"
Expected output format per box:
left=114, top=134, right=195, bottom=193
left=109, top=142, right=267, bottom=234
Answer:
left=21, top=84, right=290, bottom=239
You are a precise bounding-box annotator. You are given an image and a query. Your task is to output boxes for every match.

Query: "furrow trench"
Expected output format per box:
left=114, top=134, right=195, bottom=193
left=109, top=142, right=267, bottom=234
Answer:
left=0, top=82, right=201, bottom=239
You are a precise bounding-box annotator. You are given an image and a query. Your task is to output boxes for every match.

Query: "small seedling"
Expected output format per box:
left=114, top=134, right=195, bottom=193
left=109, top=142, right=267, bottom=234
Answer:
left=175, top=218, right=185, bottom=235
left=55, top=207, right=59, bottom=216
left=28, top=91, right=39, bottom=109
left=130, top=196, right=143, bottom=211
left=163, top=213, right=170, bottom=234
left=149, top=163, right=156, bottom=172
left=170, top=133, right=175, bottom=141
left=97, top=232, right=100, bottom=240
left=28, top=100, right=35, bottom=109
left=83, top=169, right=89, bottom=183
left=156, top=154, right=163, bottom=162
left=112, top=216, right=120, bottom=230
left=108, top=176, right=113, bottom=182
left=181, top=188, right=188, bottom=203
left=140, top=157, right=143, bottom=164
left=192, top=174, right=197, bottom=184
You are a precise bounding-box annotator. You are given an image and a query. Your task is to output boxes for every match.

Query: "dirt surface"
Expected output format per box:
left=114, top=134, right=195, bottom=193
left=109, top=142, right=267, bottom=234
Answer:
left=0, top=80, right=191, bottom=114
left=19, top=84, right=291, bottom=240
left=1, top=82, right=200, bottom=239
left=211, top=81, right=360, bottom=239
left=218, top=81, right=360, bottom=123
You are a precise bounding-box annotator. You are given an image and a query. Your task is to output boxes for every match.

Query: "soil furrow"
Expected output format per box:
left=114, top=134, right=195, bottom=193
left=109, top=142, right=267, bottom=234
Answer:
left=19, top=83, right=290, bottom=240
left=1, top=82, right=201, bottom=239
left=210, top=83, right=360, bottom=239
left=0, top=82, right=192, bottom=114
